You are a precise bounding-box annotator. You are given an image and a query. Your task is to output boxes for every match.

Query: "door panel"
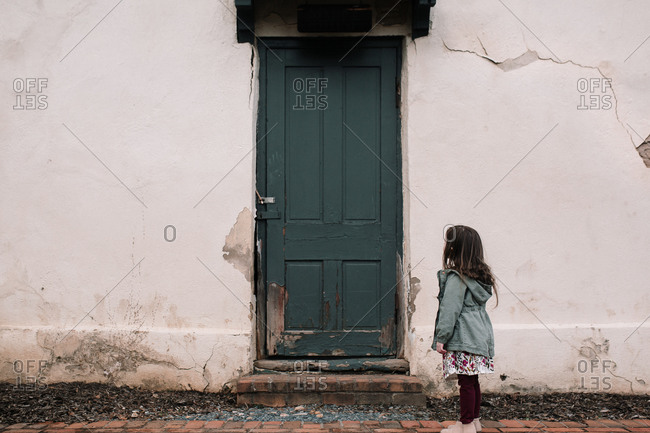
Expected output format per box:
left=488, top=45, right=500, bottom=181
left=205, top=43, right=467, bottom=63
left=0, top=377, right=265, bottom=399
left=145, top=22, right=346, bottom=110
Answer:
left=342, top=261, right=380, bottom=329
left=258, top=39, right=401, bottom=357
left=286, top=67, right=323, bottom=222
left=285, top=261, right=323, bottom=330
left=344, top=67, right=381, bottom=221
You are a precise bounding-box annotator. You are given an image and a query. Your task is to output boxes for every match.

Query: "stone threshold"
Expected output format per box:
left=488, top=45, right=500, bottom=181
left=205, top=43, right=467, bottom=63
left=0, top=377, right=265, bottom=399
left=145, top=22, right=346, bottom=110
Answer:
left=253, top=359, right=409, bottom=374
left=236, top=374, right=425, bottom=406
left=2, top=419, right=650, bottom=432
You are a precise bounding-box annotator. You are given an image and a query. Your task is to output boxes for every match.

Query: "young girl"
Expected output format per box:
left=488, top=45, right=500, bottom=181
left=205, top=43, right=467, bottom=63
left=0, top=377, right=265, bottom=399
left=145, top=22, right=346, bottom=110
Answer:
left=433, top=225, right=496, bottom=433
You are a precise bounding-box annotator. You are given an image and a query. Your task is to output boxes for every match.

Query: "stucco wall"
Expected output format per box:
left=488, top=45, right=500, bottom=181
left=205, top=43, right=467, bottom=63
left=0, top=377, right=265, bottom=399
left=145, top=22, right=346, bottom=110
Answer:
left=1, top=0, right=649, bottom=395
left=405, top=1, right=650, bottom=394
left=1, top=0, right=257, bottom=391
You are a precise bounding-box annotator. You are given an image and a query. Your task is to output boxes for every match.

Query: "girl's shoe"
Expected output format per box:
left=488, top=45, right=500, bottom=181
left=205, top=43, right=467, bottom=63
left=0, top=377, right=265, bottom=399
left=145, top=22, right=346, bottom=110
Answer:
left=441, top=421, right=477, bottom=433
left=473, top=418, right=482, bottom=432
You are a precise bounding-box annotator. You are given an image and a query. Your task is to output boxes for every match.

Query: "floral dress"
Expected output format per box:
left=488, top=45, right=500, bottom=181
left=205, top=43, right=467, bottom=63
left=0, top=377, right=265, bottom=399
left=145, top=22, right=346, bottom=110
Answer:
left=443, top=350, right=494, bottom=380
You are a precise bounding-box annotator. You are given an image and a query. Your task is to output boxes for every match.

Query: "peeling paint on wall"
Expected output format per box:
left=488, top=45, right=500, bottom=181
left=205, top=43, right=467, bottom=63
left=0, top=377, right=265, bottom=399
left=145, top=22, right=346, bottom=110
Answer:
left=576, top=332, right=630, bottom=393
left=578, top=335, right=610, bottom=359
left=637, top=135, right=650, bottom=168
left=223, top=208, right=254, bottom=282
left=266, top=282, right=287, bottom=355
left=378, top=318, right=395, bottom=349
left=408, top=276, right=422, bottom=332
left=33, top=293, right=172, bottom=384
left=40, top=330, right=162, bottom=382
left=8, top=327, right=250, bottom=392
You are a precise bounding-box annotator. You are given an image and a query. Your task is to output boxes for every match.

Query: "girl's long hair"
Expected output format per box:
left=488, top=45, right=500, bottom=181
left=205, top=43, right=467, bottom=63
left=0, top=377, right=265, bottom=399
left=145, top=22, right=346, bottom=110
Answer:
left=443, top=225, right=498, bottom=305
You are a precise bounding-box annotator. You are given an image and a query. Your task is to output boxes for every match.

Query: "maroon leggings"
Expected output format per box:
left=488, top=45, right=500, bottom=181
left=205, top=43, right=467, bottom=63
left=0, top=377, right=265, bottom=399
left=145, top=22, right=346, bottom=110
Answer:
left=457, top=374, right=481, bottom=424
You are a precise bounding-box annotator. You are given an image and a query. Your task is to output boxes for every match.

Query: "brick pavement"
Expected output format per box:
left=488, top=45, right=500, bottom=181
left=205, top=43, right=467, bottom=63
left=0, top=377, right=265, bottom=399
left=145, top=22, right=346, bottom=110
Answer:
left=1, top=419, right=650, bottom=433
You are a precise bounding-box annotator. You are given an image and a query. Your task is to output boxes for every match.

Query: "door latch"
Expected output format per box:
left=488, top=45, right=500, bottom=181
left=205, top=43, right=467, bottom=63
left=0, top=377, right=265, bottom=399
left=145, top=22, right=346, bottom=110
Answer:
left=259, top=196, right=275, bottom=204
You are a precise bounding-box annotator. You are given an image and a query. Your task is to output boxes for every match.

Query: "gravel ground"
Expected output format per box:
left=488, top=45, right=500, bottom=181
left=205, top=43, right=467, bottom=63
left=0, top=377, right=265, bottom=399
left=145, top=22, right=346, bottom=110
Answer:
left=1, top=382, right=648, bottom=424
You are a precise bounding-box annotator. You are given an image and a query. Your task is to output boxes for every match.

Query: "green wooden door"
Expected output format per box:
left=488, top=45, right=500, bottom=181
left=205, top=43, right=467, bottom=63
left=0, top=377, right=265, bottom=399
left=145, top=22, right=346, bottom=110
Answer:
left=257, top=39, right=401, bottom=357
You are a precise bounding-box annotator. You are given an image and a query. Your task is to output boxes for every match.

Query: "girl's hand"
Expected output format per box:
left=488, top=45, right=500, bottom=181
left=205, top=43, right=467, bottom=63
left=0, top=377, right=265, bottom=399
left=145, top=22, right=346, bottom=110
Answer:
left=436, top=342, right=447, bottom=354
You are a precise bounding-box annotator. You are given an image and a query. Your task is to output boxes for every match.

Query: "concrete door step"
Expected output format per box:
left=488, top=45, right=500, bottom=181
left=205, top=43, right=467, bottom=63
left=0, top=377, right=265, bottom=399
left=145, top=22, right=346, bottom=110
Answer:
left=253, top=358, right=409, bottom=374
left=236, top=373, right=426, bottom=407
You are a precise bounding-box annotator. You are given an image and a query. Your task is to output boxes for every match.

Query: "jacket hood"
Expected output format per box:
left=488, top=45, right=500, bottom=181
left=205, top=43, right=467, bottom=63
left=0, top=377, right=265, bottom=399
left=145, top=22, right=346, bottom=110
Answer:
left=464, top=276, right=493, bottom=305
left=440, top=269, right=493, bottom=305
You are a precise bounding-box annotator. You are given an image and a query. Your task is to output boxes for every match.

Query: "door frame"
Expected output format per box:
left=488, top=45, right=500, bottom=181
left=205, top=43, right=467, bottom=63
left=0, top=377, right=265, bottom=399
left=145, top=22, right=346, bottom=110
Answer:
left=254, top=37, right=404, bottom=360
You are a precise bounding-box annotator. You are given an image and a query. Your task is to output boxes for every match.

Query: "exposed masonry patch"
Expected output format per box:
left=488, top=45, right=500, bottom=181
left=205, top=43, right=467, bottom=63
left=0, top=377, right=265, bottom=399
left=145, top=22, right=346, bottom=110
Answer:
left=28, top=290, right=221, bottom=392
left=579, top=333, right=634, bottom=393
left=39, top=331, right=188, bottom=382
left=493, top=50, right=539, bottom=72
left=223, top=208, right=254, bottom=282
left=441, top=39, right=648, bottom=168
left=637, top=135, right=650, bottom=168
left=407, top=276, right=422, bottom=332
left=35, top=329, right=225, bottom=392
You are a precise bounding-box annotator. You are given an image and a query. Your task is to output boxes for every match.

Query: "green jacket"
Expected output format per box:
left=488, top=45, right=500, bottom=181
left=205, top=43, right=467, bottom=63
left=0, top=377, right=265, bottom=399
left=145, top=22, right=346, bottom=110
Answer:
left=433, top=269, right=495, bottom=358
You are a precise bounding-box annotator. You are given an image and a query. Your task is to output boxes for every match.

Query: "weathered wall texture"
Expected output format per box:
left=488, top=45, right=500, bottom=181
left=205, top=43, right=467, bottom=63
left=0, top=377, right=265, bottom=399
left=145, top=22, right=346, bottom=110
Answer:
left=404, top=1, right=650, bottom=394
left=1, top=0, right=649, bottom=395
left=1, top=0, right=257, bottom=391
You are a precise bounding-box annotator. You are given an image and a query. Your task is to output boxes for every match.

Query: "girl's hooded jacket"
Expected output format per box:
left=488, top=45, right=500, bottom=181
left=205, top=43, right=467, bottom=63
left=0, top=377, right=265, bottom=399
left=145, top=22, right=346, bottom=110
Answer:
left=433, top=269, right=495, bottom=358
